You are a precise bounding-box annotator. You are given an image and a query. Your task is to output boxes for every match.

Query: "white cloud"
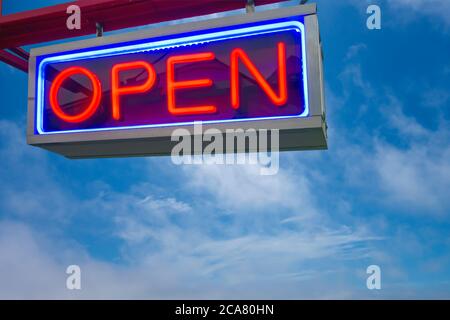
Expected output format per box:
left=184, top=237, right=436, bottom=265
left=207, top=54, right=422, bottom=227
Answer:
left=327, top=34, right=450, bottom=216
left=339, top=63, right=374, bottom=98
left=345, top=43, right=367, bottom=60
left=182, top=163, right=317, bottom=215
left=0, top=220, right=379, bottom=299
left=3, top=217, right=443, bottom=299
left=345, top=0, right=450, bottom=29
left=384, top=95, right=429, bottom=138
left=328, top=69, right=450, bottom=215
left=370, top=96, right=450, bottom=214
left=0, top=120, right=73, bottom=223
left=373, top=135, right=450, bottom=214
left=387, top=0, right=450, bottom=27
left=0, top=118, right=382, bottom=298
left=2, top=41, right=449, bottom=298
left=328, top=86, right=450, bottom=215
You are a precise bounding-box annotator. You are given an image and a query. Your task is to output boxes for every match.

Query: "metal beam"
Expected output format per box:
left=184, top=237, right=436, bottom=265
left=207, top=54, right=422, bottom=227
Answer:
left=0, top=50, right=28, bottom=72
left=8, top=47, right=30, bottom=60
left=0, top=0, right=287, bottom=50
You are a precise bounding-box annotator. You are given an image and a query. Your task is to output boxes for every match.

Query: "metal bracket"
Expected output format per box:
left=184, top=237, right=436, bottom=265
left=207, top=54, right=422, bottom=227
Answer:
left=96, top=22, right=103, bottom=37
left=246, top=0, right=255, bottom=14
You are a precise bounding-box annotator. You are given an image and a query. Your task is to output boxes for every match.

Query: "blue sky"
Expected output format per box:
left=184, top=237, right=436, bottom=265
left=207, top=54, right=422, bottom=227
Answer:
left=0, top=0, right=449, bottom=299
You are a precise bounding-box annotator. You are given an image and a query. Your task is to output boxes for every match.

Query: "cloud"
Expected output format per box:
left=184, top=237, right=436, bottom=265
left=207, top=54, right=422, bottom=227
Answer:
left=383, top=95, right=429, bottom=138
left=2, top=217, right=446, bottom=299
left=0, top=120, right=74, bottom=224
left=345, top=43, right=367, bottom=60
left=181, top=163, right=317, bottom=215
left=339, top=63, right=374, bottom=98
left=1, top=4, right=450, bottom=298
left=0, top=219, right=381, bottom=299
left=387, top=0, right=450, bottom=27
left=368, top=96, right=450, bottom=214
left=0, top=120, right=382, bottom=298
left=328, top=70, right=450, bottom=216
left=345, top=0, right=450, bottom=30
left=373, top=134, right=450, bottom=214
left=328, top=84, right=450, bottom=215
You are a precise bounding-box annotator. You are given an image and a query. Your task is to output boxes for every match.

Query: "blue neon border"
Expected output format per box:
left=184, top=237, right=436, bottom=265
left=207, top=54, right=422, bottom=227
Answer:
left=35, top=18, right=309, bottom=135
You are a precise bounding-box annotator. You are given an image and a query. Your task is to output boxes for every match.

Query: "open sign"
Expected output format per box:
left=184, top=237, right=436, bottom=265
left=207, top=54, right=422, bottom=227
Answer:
left=27, top=4, right=326, bottom=158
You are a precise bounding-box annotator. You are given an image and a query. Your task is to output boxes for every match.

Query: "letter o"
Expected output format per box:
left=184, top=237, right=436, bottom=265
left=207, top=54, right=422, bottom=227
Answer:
left=49, top=66, right=102, bottom=123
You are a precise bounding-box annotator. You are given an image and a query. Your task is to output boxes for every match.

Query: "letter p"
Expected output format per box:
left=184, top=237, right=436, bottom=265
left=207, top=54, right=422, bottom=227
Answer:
left=111, top=61, right=156, bottom=120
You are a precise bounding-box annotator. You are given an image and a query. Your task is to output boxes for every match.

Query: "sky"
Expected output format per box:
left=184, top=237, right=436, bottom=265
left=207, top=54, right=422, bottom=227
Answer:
left=0, top=0, right=449, bottom=299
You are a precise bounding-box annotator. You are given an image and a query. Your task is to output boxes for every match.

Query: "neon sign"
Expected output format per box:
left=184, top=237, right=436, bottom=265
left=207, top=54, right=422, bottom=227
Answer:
left=27, top=5, right=326, bottom=158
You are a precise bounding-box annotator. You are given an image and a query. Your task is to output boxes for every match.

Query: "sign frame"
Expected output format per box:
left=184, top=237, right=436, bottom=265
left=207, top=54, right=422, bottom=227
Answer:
left=27, top=3, right=326, bottom=158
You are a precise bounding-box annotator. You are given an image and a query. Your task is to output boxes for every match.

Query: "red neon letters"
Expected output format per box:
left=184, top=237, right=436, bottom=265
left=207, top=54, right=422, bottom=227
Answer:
left=49, top=66, right=102, bottom=123
left=111, top=61, right=156, bottom=120
left=231, top=42, right=287, bottom=109
left=167, top=52, right=216, bottom=116
left=49, top=42, right=288, bottom=123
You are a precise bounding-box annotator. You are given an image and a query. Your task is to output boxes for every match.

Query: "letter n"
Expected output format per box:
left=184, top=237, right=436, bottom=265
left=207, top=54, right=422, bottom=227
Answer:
left=230, top=42, right=287, bottom=109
